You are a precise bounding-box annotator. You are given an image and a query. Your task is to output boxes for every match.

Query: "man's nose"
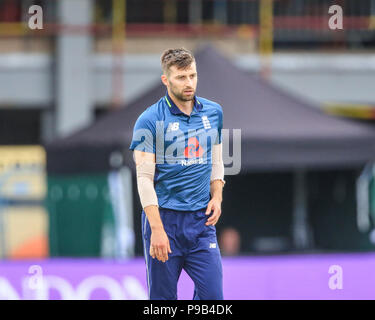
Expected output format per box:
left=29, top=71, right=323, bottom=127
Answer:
left=185, top=77, right=194, bottom=87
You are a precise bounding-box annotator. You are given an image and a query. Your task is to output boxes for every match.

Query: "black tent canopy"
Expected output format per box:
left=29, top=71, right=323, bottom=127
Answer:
left=46, top=46, right=375, bottom=174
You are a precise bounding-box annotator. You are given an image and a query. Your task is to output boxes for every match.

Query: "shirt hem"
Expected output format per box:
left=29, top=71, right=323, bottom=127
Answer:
left=159, top=205, right=208, bottom=213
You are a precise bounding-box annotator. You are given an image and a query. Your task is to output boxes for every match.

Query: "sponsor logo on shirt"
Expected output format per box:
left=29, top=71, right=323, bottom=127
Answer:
left=180, top=158, right=205, bottom=166
left=181, top=137, right=205, bottom=166
left=184, top=137, right=204, bottom=158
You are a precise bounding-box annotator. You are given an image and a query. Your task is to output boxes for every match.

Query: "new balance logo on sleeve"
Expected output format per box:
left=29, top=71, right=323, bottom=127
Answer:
left=167, top=122, right=180, bottom=132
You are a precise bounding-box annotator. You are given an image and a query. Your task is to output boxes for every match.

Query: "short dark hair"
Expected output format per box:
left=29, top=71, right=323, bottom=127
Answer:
left=161, top=48, right=195, bottom=75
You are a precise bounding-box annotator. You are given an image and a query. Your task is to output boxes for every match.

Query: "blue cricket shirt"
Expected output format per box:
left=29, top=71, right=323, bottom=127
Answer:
left=129, top=93, right=223, bottom=211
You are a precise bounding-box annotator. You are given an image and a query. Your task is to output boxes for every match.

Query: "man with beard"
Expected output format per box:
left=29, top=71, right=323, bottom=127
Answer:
left=129, top=48, right=225, bottom=300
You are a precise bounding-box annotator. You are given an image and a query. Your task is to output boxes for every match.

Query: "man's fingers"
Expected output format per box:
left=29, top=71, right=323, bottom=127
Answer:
left=206, top=207, right=221, bottom=225
left=153, top=246, right=158, bottom=259
left=160, top=245, right=168, bottom=262
left=205, top=202, right=213, bottom=215
left=162, top=247, right=168, bottom=262
left=153, top=245, right=169, bottom=262
left=150, top=246, right=156, bottom=259
left=154, top=246, right=162, bottom=261
left=157, top=247, right=165, bottom=262
left=150, top=231, right=171, bottom=262
left=206, top=216, right=216, bottom=225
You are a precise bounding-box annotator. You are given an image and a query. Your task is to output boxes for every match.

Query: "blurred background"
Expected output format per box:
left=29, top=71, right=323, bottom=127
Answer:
left=1, top=0, right=375, bottom=300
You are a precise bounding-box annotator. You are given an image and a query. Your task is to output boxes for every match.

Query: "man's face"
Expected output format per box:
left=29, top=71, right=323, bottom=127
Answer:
left=163, top=62, right=198, bottom=102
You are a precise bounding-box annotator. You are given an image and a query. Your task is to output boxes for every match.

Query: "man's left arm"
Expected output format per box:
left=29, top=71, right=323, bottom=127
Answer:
left=205, top=143, right=225, bottom=226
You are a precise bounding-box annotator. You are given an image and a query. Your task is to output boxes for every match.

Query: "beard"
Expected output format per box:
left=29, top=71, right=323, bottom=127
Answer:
left=170, top=84, right=195, bottom=102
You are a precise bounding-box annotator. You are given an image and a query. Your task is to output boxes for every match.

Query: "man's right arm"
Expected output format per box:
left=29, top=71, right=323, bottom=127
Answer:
left=133, top=150, right=171, bottom=262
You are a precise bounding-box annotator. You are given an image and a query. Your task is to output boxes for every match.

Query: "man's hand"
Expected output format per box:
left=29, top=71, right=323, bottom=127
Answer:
left=205, top=197, right=222, bottom=226
left=150, top=227, right=172, bottom=263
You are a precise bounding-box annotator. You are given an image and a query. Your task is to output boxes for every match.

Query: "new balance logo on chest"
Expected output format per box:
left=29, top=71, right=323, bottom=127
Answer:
left=167, top=122, right=179, bottom=132
left=201, top=116, right=211, bottom=129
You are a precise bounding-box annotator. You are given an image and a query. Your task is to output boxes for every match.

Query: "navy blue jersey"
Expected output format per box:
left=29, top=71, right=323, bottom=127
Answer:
left=129, top=93, right=223, bottom=211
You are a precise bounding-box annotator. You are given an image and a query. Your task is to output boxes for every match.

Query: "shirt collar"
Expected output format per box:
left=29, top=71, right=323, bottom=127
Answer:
left=164, top=92, right=203, bottom=115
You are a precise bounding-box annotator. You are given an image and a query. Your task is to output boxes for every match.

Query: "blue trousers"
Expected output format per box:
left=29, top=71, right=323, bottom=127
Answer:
left=141, top=207, right=223, bottom=300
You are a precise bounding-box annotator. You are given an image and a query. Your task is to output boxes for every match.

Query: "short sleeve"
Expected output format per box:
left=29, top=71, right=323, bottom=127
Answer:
left=129, top=110, right=156, bottom=154
left=215, top=105, right=223, bottom=145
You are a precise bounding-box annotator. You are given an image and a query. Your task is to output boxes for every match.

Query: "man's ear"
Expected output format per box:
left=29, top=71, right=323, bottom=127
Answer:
left=161, top=74, right=168, bottom=86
